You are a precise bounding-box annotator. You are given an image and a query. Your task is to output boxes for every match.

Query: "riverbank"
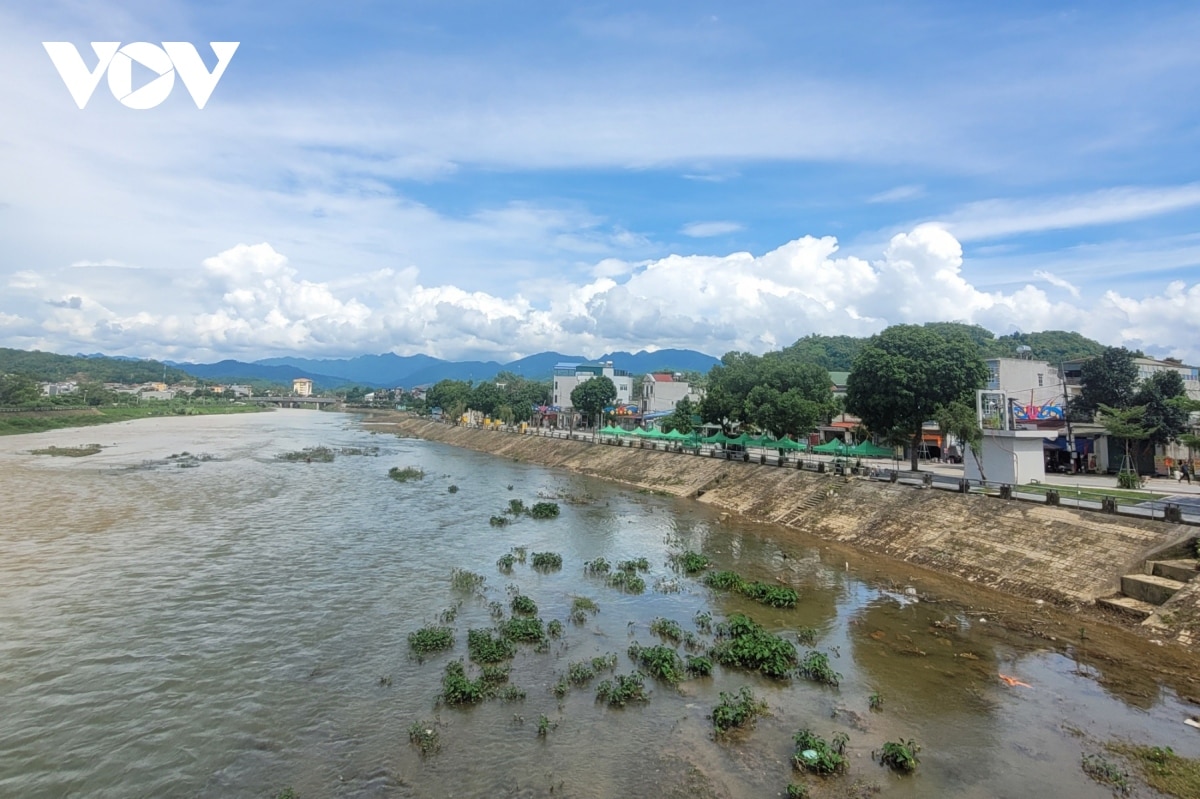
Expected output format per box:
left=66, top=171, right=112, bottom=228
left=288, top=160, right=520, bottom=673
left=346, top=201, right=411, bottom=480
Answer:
left=372, top=414, right=1200, bottom=648
left=0, top=403, right=268, bottom=436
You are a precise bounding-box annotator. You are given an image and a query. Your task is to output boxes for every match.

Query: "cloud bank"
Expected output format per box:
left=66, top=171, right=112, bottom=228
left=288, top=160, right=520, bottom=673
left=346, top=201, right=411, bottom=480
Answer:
left=3, top=225, right=1198, bottom=366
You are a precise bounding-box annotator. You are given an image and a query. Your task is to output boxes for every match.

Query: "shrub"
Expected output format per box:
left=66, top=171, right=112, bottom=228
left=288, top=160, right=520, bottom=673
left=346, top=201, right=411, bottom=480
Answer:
left=711, top=686, right=769, bottom=733
left=876, top=739, right=920, bottom=772
left=792, top=729, right=849, bottom=775
left=531, top=551, right=563, bottom=571
left=511, top=594, right=538, bottom=615
left=710, top=614, right=798, bottom=678
left=596, top=672, right=648, bottom=706
left=408, top=626, right=454, bottom=655
left=628, top=642, right=685, bottom=684
left=467, top=629, right=515, bottom=663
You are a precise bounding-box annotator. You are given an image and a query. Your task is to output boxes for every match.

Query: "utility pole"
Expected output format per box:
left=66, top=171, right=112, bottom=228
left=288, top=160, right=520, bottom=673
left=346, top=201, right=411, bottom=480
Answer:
left=1059, top=361, right=1077, bottom=473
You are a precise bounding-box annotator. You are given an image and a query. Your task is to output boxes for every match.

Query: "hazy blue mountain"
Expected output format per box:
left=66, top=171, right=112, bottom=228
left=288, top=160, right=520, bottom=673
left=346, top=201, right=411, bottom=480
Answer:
left=255, top=353, right=443, bottom=385
left=400, top=360, right=506, bottom=386
left=598, top=349, right=721, bottom=374
left=171, top=360, right=353, bottom=389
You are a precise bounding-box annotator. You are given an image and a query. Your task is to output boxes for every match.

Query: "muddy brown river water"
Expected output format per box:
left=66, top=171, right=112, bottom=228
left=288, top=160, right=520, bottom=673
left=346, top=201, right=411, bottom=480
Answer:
left=1, top=410, right=1197, bottom=798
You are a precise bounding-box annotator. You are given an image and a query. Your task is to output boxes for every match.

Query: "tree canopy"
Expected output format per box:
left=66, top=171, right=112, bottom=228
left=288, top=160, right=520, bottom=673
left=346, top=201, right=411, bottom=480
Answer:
left=699, top=350, right=834, bottom=437
left=660, top=396, right=696, bottom=434
left=1132, top=370, right=1189, bottom=449
left=845, top=324, right=988, bottom=471
left=570, top=376, right=616, bottom=425
left=1073, top=346, right=1139, bottom=420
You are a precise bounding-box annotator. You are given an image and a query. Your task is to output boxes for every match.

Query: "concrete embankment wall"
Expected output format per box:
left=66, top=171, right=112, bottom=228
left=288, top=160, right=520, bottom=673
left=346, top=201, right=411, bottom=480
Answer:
left=385, top=417, right=1187, bottom=607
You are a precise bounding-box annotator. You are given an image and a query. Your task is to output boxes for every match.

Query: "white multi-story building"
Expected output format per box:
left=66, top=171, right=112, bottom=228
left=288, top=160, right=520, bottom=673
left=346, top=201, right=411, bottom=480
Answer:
left=292, top=378, right=313, bottom=396
left=984, top=357, right=1065, bottom=419
left=551, top=361, right=632, bottom=408
left=640, top=372, right=703, bottom=414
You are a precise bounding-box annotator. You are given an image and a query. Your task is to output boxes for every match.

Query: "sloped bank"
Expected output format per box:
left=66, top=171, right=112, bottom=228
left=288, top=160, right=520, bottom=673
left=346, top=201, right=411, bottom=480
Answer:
left=380, top=417, right=1186, bottom=610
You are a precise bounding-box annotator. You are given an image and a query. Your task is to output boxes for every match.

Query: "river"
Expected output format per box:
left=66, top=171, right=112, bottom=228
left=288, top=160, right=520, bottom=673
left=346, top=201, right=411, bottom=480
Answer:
left=0, top=409, right=1196, bottom=798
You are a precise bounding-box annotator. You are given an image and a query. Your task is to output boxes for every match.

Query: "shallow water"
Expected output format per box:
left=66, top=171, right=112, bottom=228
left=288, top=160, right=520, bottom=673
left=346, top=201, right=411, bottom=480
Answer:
left=0, top=410, right=1196, bottom=798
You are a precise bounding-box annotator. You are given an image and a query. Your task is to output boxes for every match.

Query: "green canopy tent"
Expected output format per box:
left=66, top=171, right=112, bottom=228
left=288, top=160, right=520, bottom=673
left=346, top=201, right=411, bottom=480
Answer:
left=744, top=435, right=773, bottom=448
left=599, top=425, right=627, bottom=436
left=849, top=441, right=894, bottom=458
left=811, top=439, right=849, bottom=455
left=702, top=431, right=733, bottom=445
left=774, top=436, right=807, bottom=452
left=663, top=428, right=689, bottom=440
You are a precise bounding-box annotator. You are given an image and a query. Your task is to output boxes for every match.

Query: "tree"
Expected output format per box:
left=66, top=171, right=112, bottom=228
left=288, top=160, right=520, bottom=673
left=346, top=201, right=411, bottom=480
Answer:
left=470, top=381, right=505, bottom=417
left=660, top=397, right=696, bottom=434
left=1074, top=347, right=1138, bottom=421
left=1132, top=371, right=1189, bottom=452
left=570, top=376, right=616, bottom=427
left=425, top=379, right=472, bottom=417
left=845, top=324, right=988, bottom=472
left=699, top=350, right=834, bottom=436
left=0, top=374, right=40, bottom=406
left=1098, top=403, right=1155, bottom=488
left=935, top=400, right=985, bottom=481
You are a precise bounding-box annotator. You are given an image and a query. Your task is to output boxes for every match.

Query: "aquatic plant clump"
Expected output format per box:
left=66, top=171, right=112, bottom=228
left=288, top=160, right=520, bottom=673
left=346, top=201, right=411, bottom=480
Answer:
left=704, top=570, right=745, bottom=591
left=686, top=654, right=714, bottom=676
left=1081, top=753, right=1131, bottom=794
left=547, top=619, right=564, bottom=638
left=450, top=568, right=486, bottom=593
left=616, top=557, right=651, bottom=573
left=500, top=616, right=546, bottom=643
left=506, top=499, right=527, bottom=515
left=408, top=625, right=454, bottom=655
left=30, top=444, right=103, bottom=457
left=671, top=550, right=711, bottom=574
left=607, top=570, right=646, bottom=593
left=649, top=617, right=685, bottom=644
left=440, top=660, right=486, bottom=704
left=710, top=614, right=798, bottom=679
left=584, top=557, right=612, bottom=575
left=511, top=594, right=538, bottom=615
left=711, top=686, right=769, bottom=733
left=792, top=729, right=849, bottom=775
left=530, top=551, right=563, bottom=571
left=496, top=553, right=516, bottom=571
left=278, top=446, right=336, bottom=462
left=569, top=596, right=599, bottom=624
left=467, top=629, right=516, bottom=663
left=528, top=502, right=561, bottom=519
left=596, top=672, right=649, bottom=706
left=740, top=581, right=799, bottom=608
left=388, top=465, right=425, bottom=482
left=876, top=739, right=921, bottom=772
left=489, top=515, right=510, bottom=527
left=628, top=642, right=685, bottom=684
left=796, top=651, right=842, bottom=687
left=408, top=720, right=440, bottom=755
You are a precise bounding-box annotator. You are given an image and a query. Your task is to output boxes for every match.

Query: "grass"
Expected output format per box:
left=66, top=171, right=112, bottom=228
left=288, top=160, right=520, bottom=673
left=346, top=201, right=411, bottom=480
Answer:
left=710, top=614, right=798, bottom=679
left=792, top=729, right=849, bottom=775
left=875, top=739, right=921, bottom=772
left=1017, top=483, right=1166, bottom=505
left=408, top=626, right=454, bottom=655
left=0, top=402, right=263, bottom=437
left=1108, top=743, right=1200, bottom=798
left=1081, top=753, right=1131, bottom=794
left=711, top=686, right=769, bottom=734
left=388, top=465, right=425, bottom=482
left=29, top=443, right=102, bottom=456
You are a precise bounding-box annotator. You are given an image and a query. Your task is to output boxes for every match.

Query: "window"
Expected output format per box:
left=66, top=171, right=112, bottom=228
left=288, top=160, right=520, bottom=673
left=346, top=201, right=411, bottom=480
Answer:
left=986, top=363, right=1000, bottom=390
left=1037, top=373, right=1043, bottom=387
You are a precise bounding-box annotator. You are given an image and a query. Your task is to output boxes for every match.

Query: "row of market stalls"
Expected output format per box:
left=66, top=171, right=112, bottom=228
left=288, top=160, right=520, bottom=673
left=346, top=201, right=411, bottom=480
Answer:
left=595, top=425, right=896, bottom=458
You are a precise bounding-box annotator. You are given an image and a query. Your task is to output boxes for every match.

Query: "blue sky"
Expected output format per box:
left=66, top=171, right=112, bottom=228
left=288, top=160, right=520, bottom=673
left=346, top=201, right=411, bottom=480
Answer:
left=2, top=1, right=1200, bottom=362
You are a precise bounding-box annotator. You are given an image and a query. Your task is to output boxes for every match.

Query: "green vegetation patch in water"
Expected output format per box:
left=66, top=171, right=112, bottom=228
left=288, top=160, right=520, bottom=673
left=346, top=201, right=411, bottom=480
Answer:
left=388, top=465, right=425, bottom=482
left=29, top=443, right=102, bottom=457
left=711, top=686, right=769, bottom=734
left=711, top=614, right=798, bottom=679
left=1108, top=743, right=1200, bottom=798
left=408, top=625, right=454, bottom=656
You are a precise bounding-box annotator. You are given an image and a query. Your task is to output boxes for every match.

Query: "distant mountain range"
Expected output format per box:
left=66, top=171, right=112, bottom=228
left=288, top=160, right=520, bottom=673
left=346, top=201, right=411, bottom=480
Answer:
left=168, top=349, right=722, bottom=389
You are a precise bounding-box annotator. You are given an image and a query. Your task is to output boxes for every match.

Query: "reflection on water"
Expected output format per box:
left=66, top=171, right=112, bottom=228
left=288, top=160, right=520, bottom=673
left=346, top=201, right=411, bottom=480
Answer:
left=0, top=410, right=1197, bottom=798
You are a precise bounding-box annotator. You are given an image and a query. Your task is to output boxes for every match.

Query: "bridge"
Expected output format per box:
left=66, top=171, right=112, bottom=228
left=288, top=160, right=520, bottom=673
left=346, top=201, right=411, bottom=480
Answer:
left=256, top=396, right=340, bottom=409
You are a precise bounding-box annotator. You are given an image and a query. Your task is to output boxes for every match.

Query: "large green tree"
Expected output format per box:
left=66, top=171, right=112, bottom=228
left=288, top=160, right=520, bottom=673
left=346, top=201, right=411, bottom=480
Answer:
left=570, top=376, right=616, bottom=427
left=845, top=324, right=988, bottom=472
left=699, top=351, right=834, bottom=437
left=1073, top=346, right=1139, bottom=421
left=0, top=374, right=40, bottom=406
left=660, top=397, right=696, bottom=434
left=1132, top=370, right=1189, bottom=451
left=425, top=379, right=473, bottom=418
